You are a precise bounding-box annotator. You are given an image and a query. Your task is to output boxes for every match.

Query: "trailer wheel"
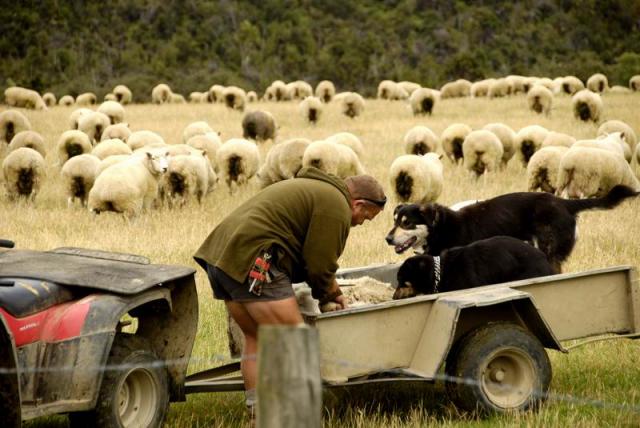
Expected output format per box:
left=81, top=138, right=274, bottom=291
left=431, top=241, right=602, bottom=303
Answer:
left=445, top=322, right=551, bottom=414
left=69, top=334, right=169, bottom=428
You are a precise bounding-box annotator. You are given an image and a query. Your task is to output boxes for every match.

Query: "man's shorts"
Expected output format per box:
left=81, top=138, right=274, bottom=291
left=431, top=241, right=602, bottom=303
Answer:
left=206, top=263, right=295, bottom=302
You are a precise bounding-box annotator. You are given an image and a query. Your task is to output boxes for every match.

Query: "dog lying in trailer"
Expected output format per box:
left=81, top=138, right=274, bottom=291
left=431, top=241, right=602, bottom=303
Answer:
left=393, top=236, right=554, bottom=299
left=386, top=185, right=638, bottom=273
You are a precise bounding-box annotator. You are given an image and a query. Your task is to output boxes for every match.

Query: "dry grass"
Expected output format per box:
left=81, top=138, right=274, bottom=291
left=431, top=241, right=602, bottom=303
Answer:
left=6, top=91, right=640, bottom=427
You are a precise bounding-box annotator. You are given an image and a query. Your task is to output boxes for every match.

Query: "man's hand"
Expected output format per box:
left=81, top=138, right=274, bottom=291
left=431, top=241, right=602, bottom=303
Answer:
left=320, top=294, right=349, bottom=312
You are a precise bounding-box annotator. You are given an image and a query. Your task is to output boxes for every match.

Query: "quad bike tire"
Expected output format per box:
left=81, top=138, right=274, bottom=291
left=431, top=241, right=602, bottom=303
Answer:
left=445, top=322, right=552, bottom=414
left=69, top=334, right=169, bottom=428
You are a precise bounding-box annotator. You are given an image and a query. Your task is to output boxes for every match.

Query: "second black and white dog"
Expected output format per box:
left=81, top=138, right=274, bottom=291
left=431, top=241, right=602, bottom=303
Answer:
left=393, top=236, right=555, bottom=299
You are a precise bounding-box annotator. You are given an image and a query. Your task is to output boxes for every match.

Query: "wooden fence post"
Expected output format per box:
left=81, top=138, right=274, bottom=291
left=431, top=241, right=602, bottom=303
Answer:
left=257, top=325, right=322, bottom=428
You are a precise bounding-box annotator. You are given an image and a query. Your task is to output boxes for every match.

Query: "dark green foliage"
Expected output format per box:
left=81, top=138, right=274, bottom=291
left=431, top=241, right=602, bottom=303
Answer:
left=0, top=0, right=638, bottom=100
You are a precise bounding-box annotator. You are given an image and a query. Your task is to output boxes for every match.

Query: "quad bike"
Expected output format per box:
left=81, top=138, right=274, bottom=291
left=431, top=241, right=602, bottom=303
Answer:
left=0, top=239, right=198, bottom=428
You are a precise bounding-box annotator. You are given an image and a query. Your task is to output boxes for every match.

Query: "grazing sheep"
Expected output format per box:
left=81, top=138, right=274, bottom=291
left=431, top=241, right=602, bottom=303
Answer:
left=170, top=93, right=186, bottom=104
left=559, top=76, right=585, bottom=95
left=597, top=119, right=637, bottom=156
left=556, top=146, right=640, bottom=198
left=76, top=92, right=97, bottom=106
left=113, top=85, right=132, bottom=104
left=163, top=152, right=211, bottom=206
left=397, top=81, right=421, bottom=96
left=60, top=154, right=101, bottom=206
left=127, top=130, right=165, bottom=151
left=403, top=126, right=440, bottom=156
left=488, top=78, right=509, bottom=98
left=43, top=92, right=56, bottom=107
left=299, top=96, right=323, bottom=124
left=506, top=75, right=527, bottom=94
left=222, top=86, right=247, bottom=111
left=69, top=108, right=93, bottom=130
left=572, top=89, right=603, bottom=122
left=630, top=75, right=640, bottom=91
left=483, top=122, right=516, bottom=166
left=242, top=110, right=276, bottom=142
left=470, top=79, right=491, bottom=97
left=527, top=146, right=569, bottom=193
left=531, top=77, right=554, bottom=92
left=4, top=87, right=47, bottom=110
left=587, top=73, right=609, bottom=93
left=88, top=151, right=169, bottom=217
left=462, top=130, right=504, bottom=176
left=8, top=131, right=46, bottom=159
left=377, top=80, right=408, bottom=100
left=287, top=80, right=313, bottom=100
left=572, top=132, right=628, bottom=159
left=186, top=132, right=222, bottom=169
left=409, top=88, right=437, bottom=116
left=101, top=123, right=132, bottom=143
left=302, top=140, right=365, bottom=178
left=265, top=80, right=287, bottom=101
left=2, top=147, right=46, bottom=200
left=247, top=91, right=258, bottom=103
left=104, top=93, right=116, bottom=102
left=610, top=85, right=632, bottom=94
left=189, top=92, right=205, bottom=103
left=95, top=154, right=132, bottom=177
left=91, top=138, right=133, bottom=160
left=340, top=92, right=365, bottom=118
left=515, top=125, right=549, bottom=166
left=389, top=153, right=443, bottom=204
left=183, top=121, right=214, bottom=143
left=78, top=111, right=111, bottom=144
left=257, top=138, right=311, bottom=187
left=216, top=138, right=260, bottom=191
left=208, top=84, right=225, bottom=103
left=441, top=123, right=473, bottom=164
left=97, top=101, right=125, bottom=125
left=151, top=84, right=173, bottom=104
left=0, top=110, right=31, bottom=146
left=58, top=95, right=74, bottom=106
left=325, top=132, right=364, bottom=158
left=315, top=80, right=336, bottom=103
left=527, top=85, right=553, bottom=115
left=56, top=130, right=93, bottom=164
left=541, top=131, right=576, bottom=149
left=440, top=79, right=472, bottom=99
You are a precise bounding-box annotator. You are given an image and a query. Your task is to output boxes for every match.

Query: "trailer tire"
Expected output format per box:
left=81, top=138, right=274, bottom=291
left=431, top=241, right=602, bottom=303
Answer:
left=69, top=334, right=169, bottom=428
left=445, top=322, right=551, bottom=414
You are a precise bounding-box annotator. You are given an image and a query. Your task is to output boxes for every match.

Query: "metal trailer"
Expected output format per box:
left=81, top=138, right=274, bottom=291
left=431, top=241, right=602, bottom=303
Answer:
left=185, top=263, right=640, bottom=413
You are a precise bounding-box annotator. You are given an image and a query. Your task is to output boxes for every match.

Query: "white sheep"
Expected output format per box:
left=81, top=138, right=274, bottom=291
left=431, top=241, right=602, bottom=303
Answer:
left=186, top=132, right=222, bottom=169
left=222, top=86, right=247, bottom=111
left=242, top=110, right=276, bottom=142
left=78, top=111, right=111, bottom=144
left=302, top=140, right=365, bottom=178
left=325, top=132, right=364, bottom=158
left=558, top=76, right=584, bottom=95
left=572, top=89, right=603, bottom=122
left=247, top=91, right=258, bottom=103
left=441, top=123, right=473, bottom=164
left=58, top=95, right=74, bottom=106
left=162, top=152, right=212, bottom=206
left=397, top=81, right=421, bottom=96
left=630, top=75, right=640, bottom=91
left=377, top=80, right=408, bottom=100
left=572, top=132, right=627, bottom=159
left=208, top=84, right=225, bottom=102
left=299, top=96, right=323, bottom=124
left=216, top=138, right=260, bottom=191
left=4, top=87, right=47, bottom=110
left=315, top=80, right=336, bottom=103
left=264, top=81, right=287, bottom=101
left=506, top=75, right=527, bottom=94
left=288, top=81, right=313, bottom=100
left=127, top=130, right=165, bottom=151
left=113, top=85, right=133, bottom=104
left=2, top=147, right=46, bottom=201
left=95, top=154, right=132, bottom=177
left=43, top=92, right=56, bottom=107
left=104, top=93, right=117, bottom=102
left=488, top=78, right=509, bottom=98
left=586, top=73, right=609, bottom=93
left=97, top=101, right=125, bottom=124
left=527, top=146, right=569, bottom=193
left=8, top=130, right=47, bottom=159
left=526, top=85, right=553, bottom=115
left=75, top=92, right=97, bottom=106
left=170, top=93, right=186, bottom=104
left=189, top=92, right=205, bottom=103
left=597, top=120, right=637, bottom=157
left=88, top=151, right=169, bottom=217
left=183, top=121, right=214, bottom=143
left=257, top=138, right=311, bottom=188
left=483, top=122, right=516, bottom=166
left=440, top=79, right=472, bottom=99
left=541, top=131, right=576, bottom=149
left=470, top=79, right=491, bottom=97
left=462, top=130, right=504, bottom=176
left=389, top=153, right=443, bottom=204
left=101, top=123, right=132, bottom=143
left=610, top=85, right=632, bottom=94
left=0, top=110, right=31, bottom=146
left=409, top=88, right=437, bottom=116
left=404, top=126, right=440, bottom=156
left=69, top=108, right=93, bottom=130
left=151, top=84, right=173, bottom=104
left=61, top=154, right=101, bottom=206
left=91, top=138, right=133, bottom=160
left=340, top=92, right=365, bottom=118
left=56, top=130, right=93, bottom=165
left=515, top=125, right=549, bottom=166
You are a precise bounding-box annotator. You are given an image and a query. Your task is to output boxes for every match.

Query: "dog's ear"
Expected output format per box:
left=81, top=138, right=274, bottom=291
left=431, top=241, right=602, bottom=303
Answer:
left=419, top=204, right=440, bottom=227
left=393, top=204, right=405, bottom=219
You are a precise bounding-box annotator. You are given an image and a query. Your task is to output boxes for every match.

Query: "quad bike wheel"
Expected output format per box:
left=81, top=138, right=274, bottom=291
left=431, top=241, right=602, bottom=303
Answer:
left=445, top=322, right=552, bottom=414
left=69, top=334, right=169, bottom=428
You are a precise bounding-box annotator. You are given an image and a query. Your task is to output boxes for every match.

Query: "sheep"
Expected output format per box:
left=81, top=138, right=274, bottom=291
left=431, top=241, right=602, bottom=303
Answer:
left=483, top=122, right=516, bottom=166
left=104, top=93, right=117, bottom=102
left=340, top=92, right=365, bottom=118
left=208, top=85, right=225, bottom=103
left=441, top=123, right=473, bottom=164
left=264, top=80, right=287, bottom=101
left=610, top=85, right=632, bottom=94
left=8, top=131, right=47, bottom=159
left=440, top=79, right=472, bottom=99
left=556, top=146, right=640, bottom=198
left=572, top=89, right=603, bottom=123
left=488, top=78, right=509, bottom=98
left=526, top=146, right=569, bottom=193
left=470, top=79, right=491, bottom=97
left=506, top=75, right=527, bottom=94
left=222, top=86, right=247, bottom=111
left=0, top=110, right=31, bottom=147
left=101, top=123, right=132, bottom=143
left=409, top=88, right=437, bottom=116
left=151, top=84, right=173, bottom=104
left=636, top=144, right=640, bottom=165
left=61, top=154, right=101, bottom=206
left=630, top=75, right=640, bottom=92
left=247, top=91, right=258, bottom=103
left=389, top=153, right=443, bottom=204
left=242, top=110, right=276, bottom=142
left=113, top=85, right=133, bottom=104
left=56, top=130, right=93, bottom=165
left=324, top=132, right=364, bottom=158
left=515, top=125, right=549, bottom=166
left=58, top=95, right=74, bottom=106
left=43, top=92, right=56, bottom=107
left=403, top=126, right=440, bottom=156
left=88, top=151, right=169, bottom=217
left=69, top=108, right=93, bottom=130
left=189, top=92, right=205, bottom=103
left=541, top=131, right=576, bottom=149
left=302, top=140, right=364, bottom=178
left=78, top=111, right=111, bottom=144
left=186, top=132, right=222, bottom=169
left=559, top=76, right=585, bottom=95
left=462, top=130, right=504, bottom=176
left=162, top=152, right=212, bottom=206
left=572, top=132, right=628, bottom=159
left=597, top=120, right=637, bottom=157
left=4, top=87, right=47, bottom=110
left=216, top=138, right=260, bottom=191
left=97, top=101, right=125, bottom=125
left=76, top=92, right=97, bottom=106
left=183, top=121, right=214, bottom=143
left=315, top=80, right=336, bottom=103
left=287, top=81, right=313, bottom=100
left=586, top=73, right=609, bottom=93
left=377, top=80, right=408, bottom=100
left=2, top=147, right=46, bottom=201
left=298, top=96, right=323, bottom=124
left=91, top=138, right=133, bottom=160
left=257, top=138, right=311, bottom=187
left=95, top=154, right=132, bottom=177
left=527, top=85, right=553, bottom=115
left=397, top=81, right=421, bottom=96
left=531, top=77, right=554, bottom=92
left=170, top=93, right=186, bottom=104
left=127, top=130, right=165, bottom=151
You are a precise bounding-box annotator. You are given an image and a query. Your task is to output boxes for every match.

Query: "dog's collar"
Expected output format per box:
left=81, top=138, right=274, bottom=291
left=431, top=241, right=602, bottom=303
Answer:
left=433, top=256, right=441, bottom=292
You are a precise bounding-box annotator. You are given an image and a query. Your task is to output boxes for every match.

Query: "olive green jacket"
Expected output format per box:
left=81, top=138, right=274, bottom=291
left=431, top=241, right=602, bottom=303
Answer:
left=194, top=167, right=351, bottom=304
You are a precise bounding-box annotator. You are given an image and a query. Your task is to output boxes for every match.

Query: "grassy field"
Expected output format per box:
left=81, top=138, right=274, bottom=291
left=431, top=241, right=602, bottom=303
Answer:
left=5, top=91, right=640, bottom=427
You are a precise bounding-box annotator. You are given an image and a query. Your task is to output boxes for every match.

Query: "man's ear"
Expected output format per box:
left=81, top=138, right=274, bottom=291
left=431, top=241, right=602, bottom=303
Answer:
left=419, top=205, right=440, bottom=226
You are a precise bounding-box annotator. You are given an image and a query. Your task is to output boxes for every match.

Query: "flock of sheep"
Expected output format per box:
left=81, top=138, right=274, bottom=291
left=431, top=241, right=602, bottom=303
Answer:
left=1, top=72, right=639, bottom=218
